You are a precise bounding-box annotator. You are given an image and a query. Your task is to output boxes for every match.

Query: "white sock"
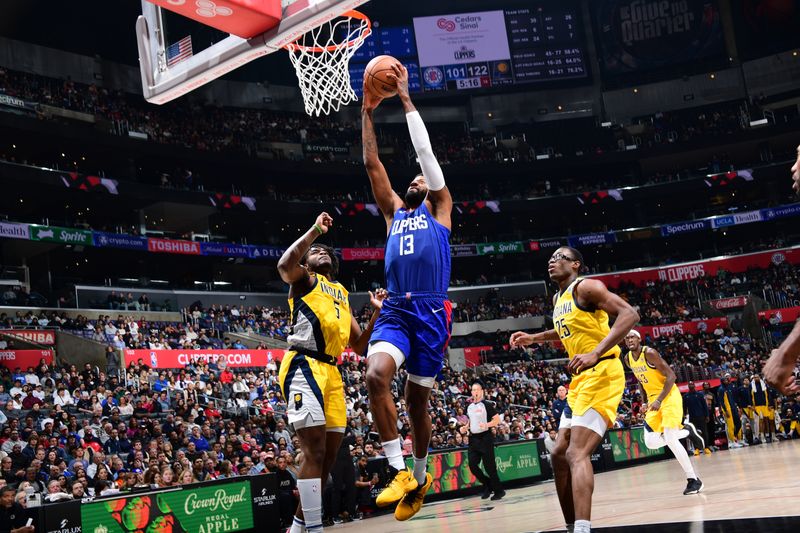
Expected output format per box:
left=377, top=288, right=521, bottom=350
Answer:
left=574, top=519, right=591, bottom=533
left=664, top=428, right=697, bottom=479
left=413, top=454, right=428, bottom=485
left=289, top=517, right=306, bottom=533
left=382, top=438, right=405, bottom=471
left=297, top=479, right=322, bottom=532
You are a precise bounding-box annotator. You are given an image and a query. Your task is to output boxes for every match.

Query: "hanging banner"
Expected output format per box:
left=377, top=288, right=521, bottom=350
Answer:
left=0, top=221, right=30, bottom=240
left=93, top=232, right=149, bottom=251
left=759, top=307, right=800, bottom=325
left=4, top=330, right=56, bottom=345
left=341, top=248, right=385, bottom=261
left=0, top=349, right=54, bottom=368
left=477, top=242, right=524, bottom=255
left=594, top=247, right=800, bottom=288
left=568, top=232, right=617, bottom=248
left=660, top=220, right=711, bottom=237
left=635, top=318, right=728, bottom=340
left=451, top=244, right=479, bottom=257
left=247, top=246, right=286, bottom=260
left=710, top=210, right=763, bottom=229
left=200, top=242, right=251, bottom=258
left=708, top=296, right=748, bottom=310
left=124, top=349, right=272, bottom=369
left=29, top=225, right=93, bottom=246
left=147, top=238, right=201, bottom=255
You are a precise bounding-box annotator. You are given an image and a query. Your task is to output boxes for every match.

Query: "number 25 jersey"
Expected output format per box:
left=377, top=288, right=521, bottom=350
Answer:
left=384, top=202, right=450, bottom=295
left=552, top=278, right=620, bottom=360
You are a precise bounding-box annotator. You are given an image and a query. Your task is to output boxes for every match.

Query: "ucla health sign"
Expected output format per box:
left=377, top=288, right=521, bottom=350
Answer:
left=0, top=221, right=29, bottom=240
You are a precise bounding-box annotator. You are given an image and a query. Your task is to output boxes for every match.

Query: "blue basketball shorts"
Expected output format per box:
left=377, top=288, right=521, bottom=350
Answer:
left=368, top=294, right=453, bottom=380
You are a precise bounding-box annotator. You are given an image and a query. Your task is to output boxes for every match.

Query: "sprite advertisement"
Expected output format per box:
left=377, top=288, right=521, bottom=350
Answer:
left=610, top=427, right=666, bottom=463
left=81, top=481, right=253, bottom=533
left=406, top=440, right=542, bottom=495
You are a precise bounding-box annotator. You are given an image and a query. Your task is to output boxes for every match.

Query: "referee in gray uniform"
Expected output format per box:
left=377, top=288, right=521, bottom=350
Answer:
left=467, top=381, right=505, bottom=500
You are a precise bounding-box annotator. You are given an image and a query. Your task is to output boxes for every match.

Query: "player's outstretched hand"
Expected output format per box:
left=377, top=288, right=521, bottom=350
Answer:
left=315, top=212, right=333, bottom=234
left=369, top=288, right=389, bottom=310
left=361, top=79, right=383, bottom=111
left=509, top=331, right=534, bottom=348
left=386, top=63, right=409, bottom=100
left=763, top=349, right=800, bottom=395
left=567, top=352, right=599, bottom=375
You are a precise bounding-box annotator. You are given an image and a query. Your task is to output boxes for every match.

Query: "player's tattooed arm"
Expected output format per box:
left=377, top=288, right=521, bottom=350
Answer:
left=362, top=87, right=403, bottom=226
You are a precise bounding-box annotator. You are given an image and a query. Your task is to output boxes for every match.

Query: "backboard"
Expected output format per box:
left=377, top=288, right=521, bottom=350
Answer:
left=136, top=0, right=369, bottom=105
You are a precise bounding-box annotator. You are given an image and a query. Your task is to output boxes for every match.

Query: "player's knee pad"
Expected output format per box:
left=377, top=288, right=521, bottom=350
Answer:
left=644, top=429, right=666, bottom=450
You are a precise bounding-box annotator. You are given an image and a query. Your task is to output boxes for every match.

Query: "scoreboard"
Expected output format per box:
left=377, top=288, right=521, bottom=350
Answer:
left=347, top=2, right=587, bottom=97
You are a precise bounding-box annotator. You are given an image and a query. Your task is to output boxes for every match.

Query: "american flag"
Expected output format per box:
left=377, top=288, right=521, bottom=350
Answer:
left=166, top=35, right=193, bottom=67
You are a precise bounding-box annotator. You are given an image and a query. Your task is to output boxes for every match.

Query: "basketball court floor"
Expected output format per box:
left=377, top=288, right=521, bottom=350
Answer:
left=343, top=441, right=800, bottom=532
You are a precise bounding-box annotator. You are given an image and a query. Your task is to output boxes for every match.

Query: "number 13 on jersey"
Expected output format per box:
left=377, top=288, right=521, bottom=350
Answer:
left=400, top=234, right=414, bottom=256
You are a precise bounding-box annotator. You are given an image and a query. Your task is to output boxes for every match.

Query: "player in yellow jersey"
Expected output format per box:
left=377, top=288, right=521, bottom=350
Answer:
left=624, top=330, right=705, bottom=495
left=277, top=212, right=387, bottom=533
left=510, top=247, right=639, bottom=533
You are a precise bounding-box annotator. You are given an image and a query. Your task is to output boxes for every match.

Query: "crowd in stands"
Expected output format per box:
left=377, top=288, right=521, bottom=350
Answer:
left=0, top=66, right=774, bottom=182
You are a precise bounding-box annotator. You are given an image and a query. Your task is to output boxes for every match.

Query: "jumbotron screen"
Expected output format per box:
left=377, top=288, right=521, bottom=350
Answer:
left=348, top=2, right=588, bottom=97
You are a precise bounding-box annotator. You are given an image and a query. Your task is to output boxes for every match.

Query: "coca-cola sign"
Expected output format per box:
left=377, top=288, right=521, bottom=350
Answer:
left=708, top=297, right=748, bottom=310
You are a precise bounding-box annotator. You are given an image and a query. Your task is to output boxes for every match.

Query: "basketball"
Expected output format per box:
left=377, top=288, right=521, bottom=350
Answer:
left=364, top=55, right=400, bottom=98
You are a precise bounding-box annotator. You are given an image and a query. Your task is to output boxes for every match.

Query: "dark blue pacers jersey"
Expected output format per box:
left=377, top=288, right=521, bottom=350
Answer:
left=384, top=202, right=450, bottom=295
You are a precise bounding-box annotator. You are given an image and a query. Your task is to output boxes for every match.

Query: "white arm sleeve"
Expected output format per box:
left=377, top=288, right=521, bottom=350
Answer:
left=406, top=111, right=446, bottom=191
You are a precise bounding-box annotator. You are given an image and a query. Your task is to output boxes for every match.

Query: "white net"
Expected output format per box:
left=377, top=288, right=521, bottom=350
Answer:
left=286, top=13, right=371, bottom=117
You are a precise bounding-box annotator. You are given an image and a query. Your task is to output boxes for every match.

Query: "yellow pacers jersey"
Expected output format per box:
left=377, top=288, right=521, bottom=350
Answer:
left=627, top=347, right=678, bottom=401
left=287, top=273, right=350, bottom=357
left=552, top=278, right=621, bottom=360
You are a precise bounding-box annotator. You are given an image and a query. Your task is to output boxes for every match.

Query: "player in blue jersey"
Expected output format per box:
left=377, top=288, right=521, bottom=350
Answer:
left=361, top=63, right=453, bottom=521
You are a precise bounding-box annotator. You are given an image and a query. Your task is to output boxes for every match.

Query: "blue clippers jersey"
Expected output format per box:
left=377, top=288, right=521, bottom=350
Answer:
left=384, top=202, right=451, bottom=294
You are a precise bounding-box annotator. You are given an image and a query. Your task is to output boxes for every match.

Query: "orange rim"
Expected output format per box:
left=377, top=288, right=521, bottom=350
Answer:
left=284, top=10, right=372, bottom=54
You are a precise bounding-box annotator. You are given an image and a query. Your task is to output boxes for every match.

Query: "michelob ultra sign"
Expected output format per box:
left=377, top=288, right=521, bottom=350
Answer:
left=81, top=482, right=253, bottom=533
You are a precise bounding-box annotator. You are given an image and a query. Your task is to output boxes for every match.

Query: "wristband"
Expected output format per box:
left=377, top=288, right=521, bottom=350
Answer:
left=312, top=224, right=324, bottom=235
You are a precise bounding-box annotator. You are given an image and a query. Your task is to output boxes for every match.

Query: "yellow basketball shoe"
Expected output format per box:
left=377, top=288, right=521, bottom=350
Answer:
left=376, top=468, right=418, bottom=507
left=395, top=473, right=433, bottom=521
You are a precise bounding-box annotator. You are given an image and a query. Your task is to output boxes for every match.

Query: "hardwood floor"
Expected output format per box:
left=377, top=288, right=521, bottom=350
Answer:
left=340, top=440, right=800, bottom=532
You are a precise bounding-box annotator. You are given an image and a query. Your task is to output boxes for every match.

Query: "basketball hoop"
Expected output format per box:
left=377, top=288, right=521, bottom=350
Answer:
left=284, top=10, right=371, bottom=116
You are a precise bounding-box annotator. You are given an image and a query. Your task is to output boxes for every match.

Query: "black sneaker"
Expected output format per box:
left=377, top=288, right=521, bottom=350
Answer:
left=683, top=478, right=703, bottom=495
left=332, top=517, right=344, bottom=524
left=683, top=421, right=705, bottom=450
left=490, top=489, right=506, bottom=501
left=481, top=487, right=492, bottom=499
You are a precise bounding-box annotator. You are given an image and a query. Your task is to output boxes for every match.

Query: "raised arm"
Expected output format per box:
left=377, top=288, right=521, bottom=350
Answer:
left=361, top=87, right=403, bottom=226
left=388, top=64, right=452, bottom=229
left=567, top=279, right=640, bottom=374
left=277, top=212, right=332, bottom=292
left=644, top=347, right=677, bottom=410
